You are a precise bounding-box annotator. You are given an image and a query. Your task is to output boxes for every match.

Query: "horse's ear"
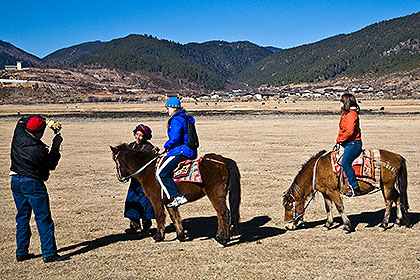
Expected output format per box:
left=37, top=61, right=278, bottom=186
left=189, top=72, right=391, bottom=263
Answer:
left=110, top=146, right=117, bottom=153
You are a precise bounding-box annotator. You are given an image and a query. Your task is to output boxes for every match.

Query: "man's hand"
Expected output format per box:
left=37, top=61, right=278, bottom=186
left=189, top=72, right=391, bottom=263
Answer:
left=52, top=134, right=63, bottom=149
left=46, top=118, right=62, bottom=134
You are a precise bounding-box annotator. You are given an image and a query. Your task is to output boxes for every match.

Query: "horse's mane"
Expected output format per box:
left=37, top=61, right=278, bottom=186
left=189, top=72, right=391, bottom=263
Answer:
left=283, top=150, right=327, bottom=202
left=115, top=143, right=153, bottom=159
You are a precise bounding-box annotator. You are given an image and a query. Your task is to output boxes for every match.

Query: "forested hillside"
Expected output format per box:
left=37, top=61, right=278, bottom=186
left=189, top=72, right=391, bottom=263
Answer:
left=42, top=41, right=103, bottom=63
left=181, top=41, right=272, bottom=77
left=77, top=35, right=225, bottom=89
left=236, top=12, right=420, bottom=86
left=77, top=35, right=272, bottom=89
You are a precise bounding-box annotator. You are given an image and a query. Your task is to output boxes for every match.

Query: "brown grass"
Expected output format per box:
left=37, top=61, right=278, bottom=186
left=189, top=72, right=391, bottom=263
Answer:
left=0, top=101, right=419, bottom=279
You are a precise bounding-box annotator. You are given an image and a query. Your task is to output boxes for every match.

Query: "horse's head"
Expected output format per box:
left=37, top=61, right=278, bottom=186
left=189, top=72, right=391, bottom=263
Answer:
left=283, top=150, right=328, bottom=230
left=110, top=144, right=132, bottom=183
left=283, top=186, right=305, bottom=230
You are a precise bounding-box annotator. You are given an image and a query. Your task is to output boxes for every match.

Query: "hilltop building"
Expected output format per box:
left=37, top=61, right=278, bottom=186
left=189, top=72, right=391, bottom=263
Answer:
left=4, top=61, right=22, bottom=70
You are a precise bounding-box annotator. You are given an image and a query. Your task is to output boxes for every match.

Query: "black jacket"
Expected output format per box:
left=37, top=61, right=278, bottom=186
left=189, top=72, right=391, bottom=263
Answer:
left=129, top=141, right=157, bottom=155
left=10, top=116, right=60, bottom=181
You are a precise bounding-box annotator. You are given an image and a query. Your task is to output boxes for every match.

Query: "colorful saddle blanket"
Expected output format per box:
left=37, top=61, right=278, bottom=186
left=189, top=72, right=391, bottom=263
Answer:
left=331, top=148, right=381, bottom=189
left=156, top=155, right=204, bottom=183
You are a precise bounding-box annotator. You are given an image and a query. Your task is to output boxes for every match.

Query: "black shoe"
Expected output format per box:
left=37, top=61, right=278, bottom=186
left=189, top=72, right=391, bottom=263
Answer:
left=125, top=220, right=141, bottom=234
left=42, top=254, right=68, bottom=263
left=125, top=227, right=138, bottom=234
left=142, top=219, right=152, bottom=232
left=16, top=253, right=35, bottom=262
left=139, top=219, right=152, bottom=236
left=345, top=188, right=361, bottom=197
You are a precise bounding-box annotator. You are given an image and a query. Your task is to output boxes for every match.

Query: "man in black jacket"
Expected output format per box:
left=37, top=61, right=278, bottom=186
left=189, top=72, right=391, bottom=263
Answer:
left=10, top=116, right=67, bottom=263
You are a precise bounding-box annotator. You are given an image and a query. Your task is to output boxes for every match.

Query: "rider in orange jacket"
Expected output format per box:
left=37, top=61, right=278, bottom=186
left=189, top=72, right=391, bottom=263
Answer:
left=336, top=93, right=362, bottom=197
left=336, top=108, right=361, bottom=143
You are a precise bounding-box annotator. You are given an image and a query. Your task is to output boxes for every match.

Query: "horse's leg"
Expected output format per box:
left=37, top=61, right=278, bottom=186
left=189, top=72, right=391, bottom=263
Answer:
left=379, top=181, right=398, bottom=231
left=379, top=198, right=393, bottom=231
left=329, top=190, right=352, bottom=233
left=206, top=190, right=230, bottom=246
left=149, top=198, right=166, bottom=242
left=394, top=191, right=405, bottom=227
left=167, top=207, right=186, bottom=241
left=321, top=193, right=334, bottom=230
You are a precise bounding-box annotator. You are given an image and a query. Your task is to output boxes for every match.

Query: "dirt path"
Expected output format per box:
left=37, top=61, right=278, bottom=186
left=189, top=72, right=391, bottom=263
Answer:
left=0, top=102, right=419, bottom=279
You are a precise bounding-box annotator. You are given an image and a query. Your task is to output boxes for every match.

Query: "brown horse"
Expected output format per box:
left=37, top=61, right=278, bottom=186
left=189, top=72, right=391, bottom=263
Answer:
left=283, top=149, right=410, bottom=233
left=110, top=144, right=241, bottom=246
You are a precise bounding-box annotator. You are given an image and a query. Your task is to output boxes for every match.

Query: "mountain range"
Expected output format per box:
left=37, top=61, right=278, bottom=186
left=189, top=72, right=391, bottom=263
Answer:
left=237, top=12, right=420, bottom=87
left=1, top=11, right=419, bottom=90
left=42, top=41, right=103, bottom=64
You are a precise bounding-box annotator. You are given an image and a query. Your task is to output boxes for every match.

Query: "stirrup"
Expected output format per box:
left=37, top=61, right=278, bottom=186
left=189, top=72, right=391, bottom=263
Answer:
left=345, top=187, right=361, bottom=197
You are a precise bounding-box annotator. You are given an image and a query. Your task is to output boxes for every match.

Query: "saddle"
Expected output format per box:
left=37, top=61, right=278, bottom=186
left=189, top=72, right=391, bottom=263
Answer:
left=156, top=155, right=204, bottom=183
left=331, top=147, right=381, bottom=192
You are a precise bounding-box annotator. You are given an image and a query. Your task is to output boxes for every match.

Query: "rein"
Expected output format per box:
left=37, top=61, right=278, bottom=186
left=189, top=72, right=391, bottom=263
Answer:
left=114, top=151, right=162, bottom=183
left=284, top=149, right=332, bottom=224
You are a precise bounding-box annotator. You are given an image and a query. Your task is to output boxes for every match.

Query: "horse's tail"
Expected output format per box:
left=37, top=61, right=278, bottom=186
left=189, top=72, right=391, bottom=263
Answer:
left=225, top=158, right=241, bottom=235
left=397, top=156, right=410, bottom=227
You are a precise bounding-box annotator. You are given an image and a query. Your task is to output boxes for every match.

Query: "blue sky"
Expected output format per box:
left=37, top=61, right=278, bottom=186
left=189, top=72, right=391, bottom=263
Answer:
left=1, top=0, right=419, bottom=58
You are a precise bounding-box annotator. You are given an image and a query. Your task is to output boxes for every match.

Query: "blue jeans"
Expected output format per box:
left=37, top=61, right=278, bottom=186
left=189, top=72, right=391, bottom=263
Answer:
left=124, top=179, right=155, bottom=220
left=11, top=175, right=57, bottom=257
left=342, top=140, right=362, bottom=190
left=156, top=155, right=187, bottom=198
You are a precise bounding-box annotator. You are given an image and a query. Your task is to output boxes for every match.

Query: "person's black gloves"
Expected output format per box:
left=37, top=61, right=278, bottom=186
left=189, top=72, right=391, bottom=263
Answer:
left=52, top=134, right=63, bottom=149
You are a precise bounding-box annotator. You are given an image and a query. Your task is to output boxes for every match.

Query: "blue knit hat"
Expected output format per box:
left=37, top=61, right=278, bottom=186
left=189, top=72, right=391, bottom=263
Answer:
left=165, top=97, right=181, bottom=108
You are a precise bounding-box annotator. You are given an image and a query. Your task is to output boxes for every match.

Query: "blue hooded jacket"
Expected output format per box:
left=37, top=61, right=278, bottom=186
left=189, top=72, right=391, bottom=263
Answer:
left=164, top=110, right=197, bottom=159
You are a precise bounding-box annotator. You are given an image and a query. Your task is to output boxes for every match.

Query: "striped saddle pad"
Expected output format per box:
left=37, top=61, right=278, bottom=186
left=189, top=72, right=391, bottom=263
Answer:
left=331, top=148, right=381, bottom=189
left=156, top=155, right=204, bottom=183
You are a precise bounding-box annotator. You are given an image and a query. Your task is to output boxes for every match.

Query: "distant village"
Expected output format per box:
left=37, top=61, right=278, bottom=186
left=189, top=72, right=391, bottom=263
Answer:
left=168, top=82, right=420, bottom=104
left=2, top=62, right=419, bottom=104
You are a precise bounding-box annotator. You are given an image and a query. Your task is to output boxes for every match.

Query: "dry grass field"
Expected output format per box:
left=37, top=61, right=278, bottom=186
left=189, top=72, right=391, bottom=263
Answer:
left=0, top=100, right=419, bottom=279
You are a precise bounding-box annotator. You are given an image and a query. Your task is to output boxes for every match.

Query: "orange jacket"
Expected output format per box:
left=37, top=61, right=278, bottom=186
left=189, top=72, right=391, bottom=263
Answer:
left=336, top=109, right=361, bottom=144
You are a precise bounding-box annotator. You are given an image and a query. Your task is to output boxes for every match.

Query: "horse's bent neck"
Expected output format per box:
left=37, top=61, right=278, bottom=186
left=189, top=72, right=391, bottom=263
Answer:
left=292, top=159, right=317, bottom=202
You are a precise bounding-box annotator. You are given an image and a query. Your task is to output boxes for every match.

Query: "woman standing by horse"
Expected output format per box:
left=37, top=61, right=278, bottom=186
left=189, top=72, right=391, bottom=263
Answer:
left=124, top=124, right=158, bottom=235
left=111, top=98, right=240, bottom=244
left=336, top=93, right=362, bottom=197
left=156, top=97, right=197, bottom=208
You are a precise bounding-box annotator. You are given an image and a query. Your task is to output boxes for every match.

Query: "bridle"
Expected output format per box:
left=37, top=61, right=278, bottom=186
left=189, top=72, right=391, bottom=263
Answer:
left=283, top=192, right=304, bottom=224
left=113, top=151, right=161, bottom=183
left=284, top=150, right=332, bottom=224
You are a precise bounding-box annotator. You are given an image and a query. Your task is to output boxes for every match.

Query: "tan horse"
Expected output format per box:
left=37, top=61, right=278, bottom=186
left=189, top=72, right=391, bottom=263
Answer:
left=283, top=149, right=410, bottom=233
left=111, top=144, right=241, bottom=246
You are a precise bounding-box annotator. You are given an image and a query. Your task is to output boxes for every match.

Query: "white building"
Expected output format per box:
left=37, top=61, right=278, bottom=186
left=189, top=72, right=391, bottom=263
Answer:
left=4, top=61, right=22, bottom=70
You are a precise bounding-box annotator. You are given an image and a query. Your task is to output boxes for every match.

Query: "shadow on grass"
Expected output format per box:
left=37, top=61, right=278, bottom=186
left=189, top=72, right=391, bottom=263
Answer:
left=57, top=232, right=148, bottom=257
left=302, top=208, right=420, bottom=230
left=58, top=215, right=285, bottom=256
left=167, top=215, right=285, bottom=246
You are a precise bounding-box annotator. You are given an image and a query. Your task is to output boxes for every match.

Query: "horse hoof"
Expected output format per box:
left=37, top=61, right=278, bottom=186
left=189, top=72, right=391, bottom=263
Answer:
left=342, top=226, right=352, bottom=234
left=215, top=235, right=229, bottom=247
left=214, top=239, right=225, bottom=248
left=230, top=225, right=240, bottom=236
left=177, top=232, right=186, bottom=242
left=378, top=226, right=387, bottom=232
left=322, top=225, right=331, bottom=231
left=153, top=234, right=164, bottom=242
